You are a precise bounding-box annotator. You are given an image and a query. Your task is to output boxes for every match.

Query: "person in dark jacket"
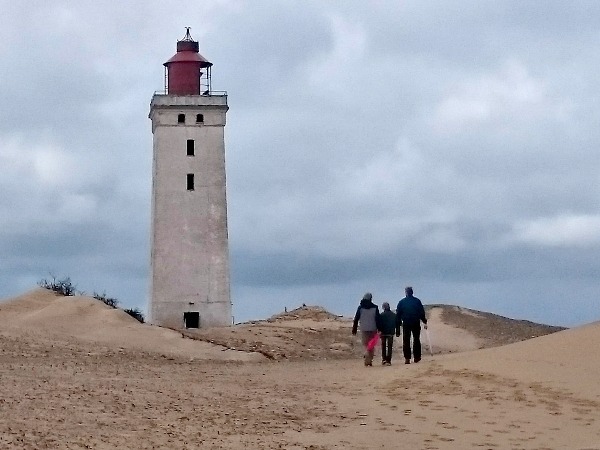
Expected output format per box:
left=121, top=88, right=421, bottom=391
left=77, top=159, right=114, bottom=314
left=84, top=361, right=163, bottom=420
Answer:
left=378, top=302, right=398, bottom=365
left=396, top=286, right=427, bottom=364
left=352, top=292, right=380, bottom=366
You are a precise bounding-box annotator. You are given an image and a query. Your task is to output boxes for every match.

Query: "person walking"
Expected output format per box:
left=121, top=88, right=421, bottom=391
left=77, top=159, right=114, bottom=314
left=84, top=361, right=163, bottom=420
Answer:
left=379, top=302, right=398, bottom=365
left=352, top=292, right=380, bottom=366
left=396, top=286, right=427, bottom=364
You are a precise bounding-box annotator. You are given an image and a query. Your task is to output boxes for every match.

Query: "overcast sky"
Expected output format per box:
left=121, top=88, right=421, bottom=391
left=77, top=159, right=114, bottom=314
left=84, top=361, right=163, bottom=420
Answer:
left=1, top=1, right=599, bottom=327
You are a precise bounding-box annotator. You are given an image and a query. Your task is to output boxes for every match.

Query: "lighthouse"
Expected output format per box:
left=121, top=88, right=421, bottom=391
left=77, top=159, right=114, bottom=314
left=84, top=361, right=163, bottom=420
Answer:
left=148, top=29, right=231, bottom=329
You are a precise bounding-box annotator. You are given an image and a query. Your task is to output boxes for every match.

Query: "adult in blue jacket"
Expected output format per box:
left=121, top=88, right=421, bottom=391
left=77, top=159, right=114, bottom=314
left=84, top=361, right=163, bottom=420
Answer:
left=396, top=286, right=427, bottom=364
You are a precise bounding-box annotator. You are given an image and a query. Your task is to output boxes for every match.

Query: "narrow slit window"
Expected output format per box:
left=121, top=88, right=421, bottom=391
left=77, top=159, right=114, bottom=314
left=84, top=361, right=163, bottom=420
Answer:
left=196, top=113, right=204, bottom=123
left=187, top=139, right=195, bottom=156
left=177, top=113, right=185, bottom=124
left=187, top=173, right=195, bottom=191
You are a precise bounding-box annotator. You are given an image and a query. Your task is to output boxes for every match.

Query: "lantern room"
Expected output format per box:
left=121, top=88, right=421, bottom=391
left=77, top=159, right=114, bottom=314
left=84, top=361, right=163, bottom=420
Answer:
left=163, top=28, right=213, bottom=95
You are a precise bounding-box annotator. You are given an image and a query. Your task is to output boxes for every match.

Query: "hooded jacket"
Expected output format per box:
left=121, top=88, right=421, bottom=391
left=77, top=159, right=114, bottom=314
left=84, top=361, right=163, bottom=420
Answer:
left=352, top=298, right=380, bottom=334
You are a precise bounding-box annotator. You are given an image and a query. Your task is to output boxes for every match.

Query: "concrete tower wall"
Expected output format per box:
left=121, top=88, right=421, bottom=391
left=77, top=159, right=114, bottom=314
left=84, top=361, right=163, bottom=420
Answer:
left=149, top=94, right=231, bottom=329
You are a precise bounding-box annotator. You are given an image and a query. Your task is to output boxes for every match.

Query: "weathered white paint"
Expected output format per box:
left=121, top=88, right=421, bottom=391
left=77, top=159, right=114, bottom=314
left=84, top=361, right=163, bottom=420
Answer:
left=148, top=94, right=231, bottom=329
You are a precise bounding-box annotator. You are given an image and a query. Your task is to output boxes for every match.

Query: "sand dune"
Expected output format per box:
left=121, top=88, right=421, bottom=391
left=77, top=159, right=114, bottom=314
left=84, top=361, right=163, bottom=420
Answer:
left=0, top=289, right=263, bottom=362
left=366, top=324, right=600, bottom=449
left=439, top=321, right=600, bottom=398
left=1, top=288, right=599, bottom=449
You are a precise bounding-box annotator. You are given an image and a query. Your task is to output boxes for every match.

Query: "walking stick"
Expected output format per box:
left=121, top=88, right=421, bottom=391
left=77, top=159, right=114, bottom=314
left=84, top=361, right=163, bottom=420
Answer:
left=425, top=327, right=434, bottom=356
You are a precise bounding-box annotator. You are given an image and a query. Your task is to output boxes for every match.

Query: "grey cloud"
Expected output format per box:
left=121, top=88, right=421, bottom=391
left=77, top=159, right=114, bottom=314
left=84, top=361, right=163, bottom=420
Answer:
left=1, top=1, right=600, bottom=328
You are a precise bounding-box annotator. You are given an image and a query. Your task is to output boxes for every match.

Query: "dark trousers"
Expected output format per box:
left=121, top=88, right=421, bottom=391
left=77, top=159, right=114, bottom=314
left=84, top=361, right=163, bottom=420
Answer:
left=381, top=335, right=394, bottom=363
left=402, top=323, right=421, bottom=361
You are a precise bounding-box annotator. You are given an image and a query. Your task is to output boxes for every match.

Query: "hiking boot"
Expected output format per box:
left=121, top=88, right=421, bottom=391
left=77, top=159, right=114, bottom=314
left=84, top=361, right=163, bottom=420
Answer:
left=405, top=359, right=410, bottom=364
left=414, top=358, right=421, bottom=363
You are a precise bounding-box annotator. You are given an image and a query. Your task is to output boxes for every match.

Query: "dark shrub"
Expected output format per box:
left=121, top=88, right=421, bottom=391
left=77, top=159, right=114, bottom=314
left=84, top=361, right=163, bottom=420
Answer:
left=93, top=291, right=119, bottom=309
left=125, top=308, right=145, bottom=323
left=38, top=275, right=77, bottom=296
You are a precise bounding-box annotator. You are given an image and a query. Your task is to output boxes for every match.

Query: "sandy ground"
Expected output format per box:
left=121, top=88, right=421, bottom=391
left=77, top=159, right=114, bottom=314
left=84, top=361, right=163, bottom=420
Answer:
left=1, top=289, right=598, bottom=449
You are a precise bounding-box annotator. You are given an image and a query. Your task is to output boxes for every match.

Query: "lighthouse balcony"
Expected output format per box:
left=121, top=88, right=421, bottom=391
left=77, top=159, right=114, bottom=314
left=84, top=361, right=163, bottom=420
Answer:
left=151, top=91, right=227, bottom=107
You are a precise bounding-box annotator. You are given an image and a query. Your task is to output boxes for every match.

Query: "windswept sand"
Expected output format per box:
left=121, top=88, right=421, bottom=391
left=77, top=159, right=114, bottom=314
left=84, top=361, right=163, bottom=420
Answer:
left=1, top=289, right=598, bottom=449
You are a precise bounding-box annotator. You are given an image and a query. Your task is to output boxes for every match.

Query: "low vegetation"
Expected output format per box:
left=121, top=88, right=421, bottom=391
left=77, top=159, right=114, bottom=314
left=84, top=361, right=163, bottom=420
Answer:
left=93, top=291, right=119, bottom=309
left=37, top=275, right=78, bottom=296
left=124, top=308, right=145, bottom=323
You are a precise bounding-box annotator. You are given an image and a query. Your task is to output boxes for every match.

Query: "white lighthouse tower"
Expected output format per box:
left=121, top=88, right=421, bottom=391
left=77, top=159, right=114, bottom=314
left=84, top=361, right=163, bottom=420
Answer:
left=148, top=29, right=231, bottom=329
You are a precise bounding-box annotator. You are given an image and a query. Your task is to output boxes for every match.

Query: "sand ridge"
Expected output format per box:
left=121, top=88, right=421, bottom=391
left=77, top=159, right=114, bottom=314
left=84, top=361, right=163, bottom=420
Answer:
left=0, top=289, right=263, bottom=362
